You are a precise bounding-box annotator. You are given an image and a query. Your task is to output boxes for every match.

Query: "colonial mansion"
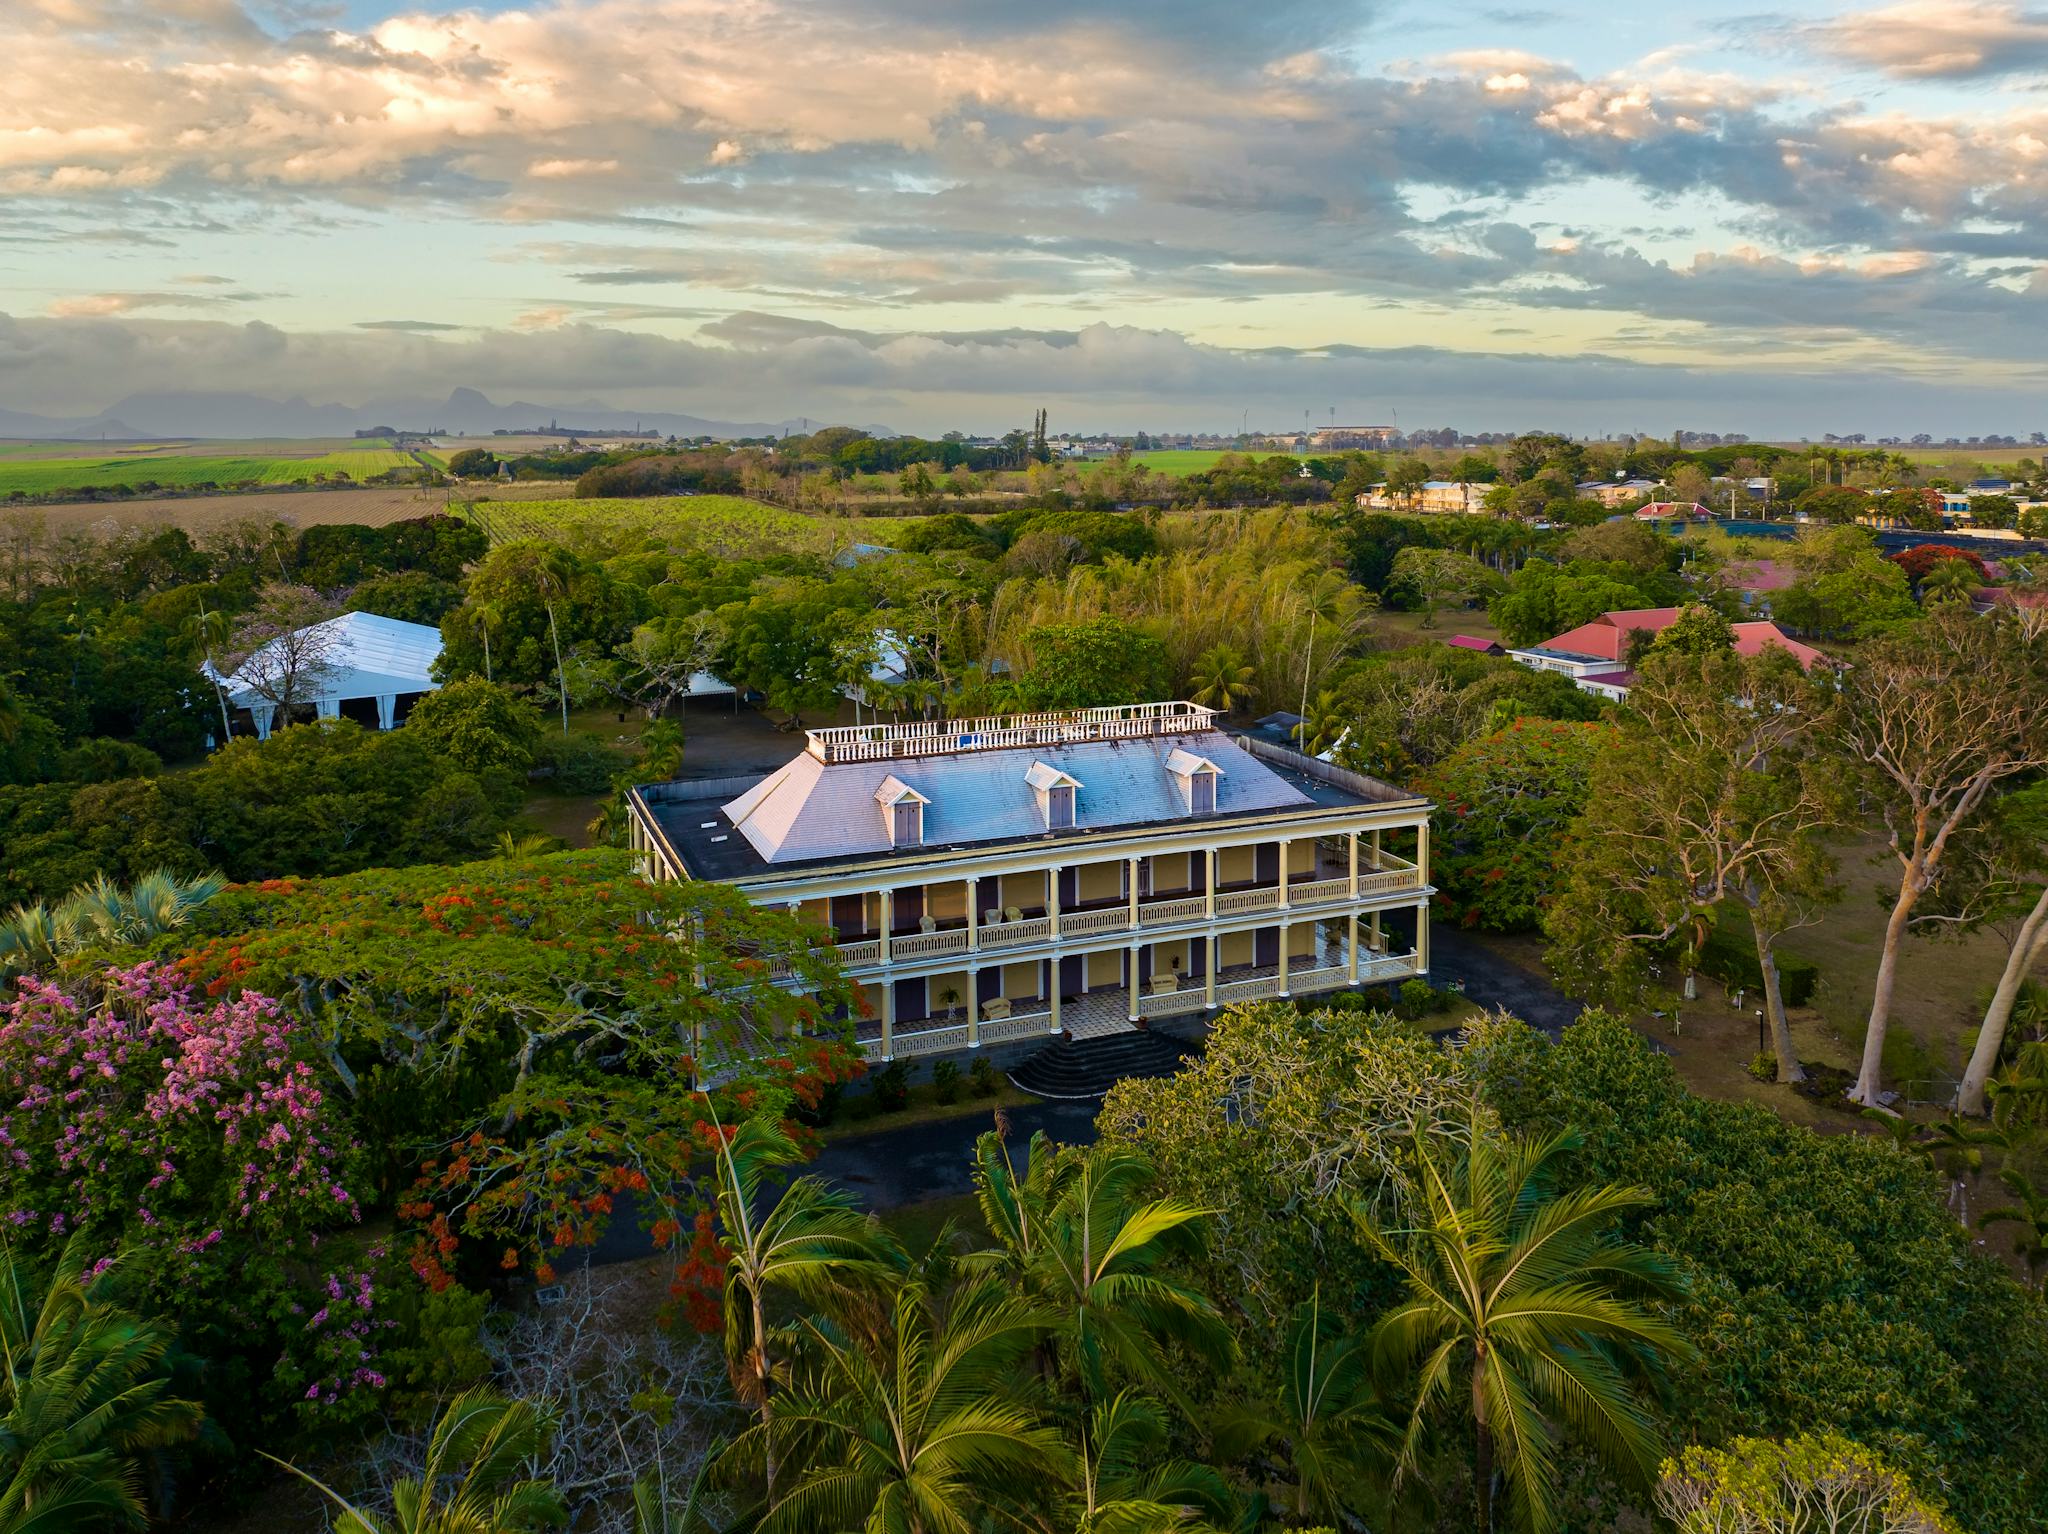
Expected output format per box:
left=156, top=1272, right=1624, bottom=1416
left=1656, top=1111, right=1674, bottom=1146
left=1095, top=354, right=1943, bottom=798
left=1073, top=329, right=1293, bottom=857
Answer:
left=626, top=702, right=1434, bottom=1060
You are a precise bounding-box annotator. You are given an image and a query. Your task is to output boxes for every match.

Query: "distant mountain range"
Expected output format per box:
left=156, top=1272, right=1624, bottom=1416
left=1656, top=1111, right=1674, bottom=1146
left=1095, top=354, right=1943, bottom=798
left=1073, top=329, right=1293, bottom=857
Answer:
left=0, top=388, right=861, bottom=442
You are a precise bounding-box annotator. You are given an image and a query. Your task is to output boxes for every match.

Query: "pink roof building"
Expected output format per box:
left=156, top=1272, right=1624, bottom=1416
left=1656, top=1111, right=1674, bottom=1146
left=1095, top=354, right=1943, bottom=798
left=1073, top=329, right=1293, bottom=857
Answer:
left=1634, top=501, right=1714, bottom=520
left=1530, top=608, right=1829, bottom=671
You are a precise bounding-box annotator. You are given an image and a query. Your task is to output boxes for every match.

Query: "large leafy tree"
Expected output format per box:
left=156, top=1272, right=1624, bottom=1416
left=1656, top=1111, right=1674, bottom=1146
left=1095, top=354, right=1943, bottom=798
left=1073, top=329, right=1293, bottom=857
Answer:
left=174, top=851, right=861, bottom=1284
left=1425, top=719, right=1612, bottom=932
left=0, top=1238, right=205, bottom=1534
left=1357, top=1107, right=1691, bottom=1534
left=1657, top=1431, right=1959, bottom=1534
left=1543, top=649, right=1845, bottom=1081
left=1830, top=612, right=2048, bottom=1105
left=1014, top=616, right=1171, bottom=710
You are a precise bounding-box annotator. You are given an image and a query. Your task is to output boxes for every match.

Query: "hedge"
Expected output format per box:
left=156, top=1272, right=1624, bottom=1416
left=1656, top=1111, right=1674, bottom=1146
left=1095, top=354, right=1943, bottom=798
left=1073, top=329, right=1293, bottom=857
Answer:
left=1698, top=925, right=1819, bottom=1008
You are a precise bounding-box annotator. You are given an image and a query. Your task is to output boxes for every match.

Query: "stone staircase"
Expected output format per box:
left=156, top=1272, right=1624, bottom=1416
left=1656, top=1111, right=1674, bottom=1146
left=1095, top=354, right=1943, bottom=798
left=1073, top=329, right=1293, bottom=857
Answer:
left=1008, top=1028, right=1198, bottom=1101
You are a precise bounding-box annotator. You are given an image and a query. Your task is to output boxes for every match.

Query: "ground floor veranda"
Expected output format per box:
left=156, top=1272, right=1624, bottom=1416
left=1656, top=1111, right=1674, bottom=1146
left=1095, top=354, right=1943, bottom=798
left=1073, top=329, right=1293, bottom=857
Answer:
left=847, top=907, right=1427, bottom=1060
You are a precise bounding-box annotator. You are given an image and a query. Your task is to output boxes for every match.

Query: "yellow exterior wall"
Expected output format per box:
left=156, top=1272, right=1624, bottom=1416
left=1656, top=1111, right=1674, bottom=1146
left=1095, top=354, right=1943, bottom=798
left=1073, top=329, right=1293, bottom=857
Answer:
left=1219, top=931, right=1254, bottom=967
left=1086, top=950, right=1124, bottom=987
left=1218, top=846, right=1255, bottom=884
left=1077, top=861, right=1123, bottom=902
left=927, top=880, right=967, bottom=922
left=1288, top=924, right=1315, bottom=958
left=999, top=872, right=1046, bottom=912
left=927, top=971, right=971, bottom=1012
left=1151, top=938, right=1191, bottom=976
left=1002, top=961, right=1041, bottom=998
left=1287, top=839, right=1315, bottom=875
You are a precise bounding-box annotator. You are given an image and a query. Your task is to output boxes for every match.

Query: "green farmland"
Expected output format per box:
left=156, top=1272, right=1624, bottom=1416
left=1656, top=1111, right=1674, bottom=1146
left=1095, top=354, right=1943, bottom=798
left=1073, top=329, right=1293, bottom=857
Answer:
left=1129, top=448, right=1259, bottom=476
left=0, top=439, right=417, bottom=495
left=456, top=494, right=865, bottom=559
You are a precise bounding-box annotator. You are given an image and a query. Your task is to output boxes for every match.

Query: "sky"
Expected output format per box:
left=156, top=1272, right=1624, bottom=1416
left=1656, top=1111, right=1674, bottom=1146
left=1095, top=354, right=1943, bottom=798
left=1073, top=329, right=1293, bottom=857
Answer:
left=3, top=0, right=2047, bottom=436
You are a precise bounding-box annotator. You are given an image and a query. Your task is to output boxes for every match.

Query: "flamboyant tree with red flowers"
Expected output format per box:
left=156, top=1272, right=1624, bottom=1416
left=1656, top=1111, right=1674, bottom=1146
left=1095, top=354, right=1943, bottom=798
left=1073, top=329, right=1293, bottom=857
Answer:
left=171, top=850, right=863, bottom=1301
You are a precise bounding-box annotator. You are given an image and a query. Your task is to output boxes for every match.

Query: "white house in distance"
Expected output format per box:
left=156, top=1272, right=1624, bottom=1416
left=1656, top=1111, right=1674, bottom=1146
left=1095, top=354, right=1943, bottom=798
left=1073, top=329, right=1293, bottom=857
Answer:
left=210, top=611, right=442, bottom=741
left=626, top=701, right=1435, bottom=1062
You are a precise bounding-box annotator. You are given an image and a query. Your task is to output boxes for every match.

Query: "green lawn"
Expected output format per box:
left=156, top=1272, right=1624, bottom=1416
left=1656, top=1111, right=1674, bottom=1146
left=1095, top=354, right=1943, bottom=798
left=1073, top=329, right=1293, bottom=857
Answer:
left=1129, top=449, right=1246, bottom=477
left=0, top=444, right=414, bottom=493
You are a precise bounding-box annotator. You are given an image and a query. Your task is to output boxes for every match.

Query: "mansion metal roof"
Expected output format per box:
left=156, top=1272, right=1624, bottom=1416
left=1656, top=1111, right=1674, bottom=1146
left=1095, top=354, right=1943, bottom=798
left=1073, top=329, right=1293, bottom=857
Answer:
left=725, top=730, right=1305, bottom=866
left=643, top=725, right=1421, bottom=884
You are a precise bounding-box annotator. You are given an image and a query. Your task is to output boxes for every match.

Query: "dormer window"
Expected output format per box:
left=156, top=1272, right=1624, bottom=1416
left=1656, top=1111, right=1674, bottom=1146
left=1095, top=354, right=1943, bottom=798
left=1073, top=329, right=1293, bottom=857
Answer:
left=1163, top=748, right=1222, bottom=814
left=1023, top=761, right=1083, bottom=830
left=875, top=775, right=929, bottom=847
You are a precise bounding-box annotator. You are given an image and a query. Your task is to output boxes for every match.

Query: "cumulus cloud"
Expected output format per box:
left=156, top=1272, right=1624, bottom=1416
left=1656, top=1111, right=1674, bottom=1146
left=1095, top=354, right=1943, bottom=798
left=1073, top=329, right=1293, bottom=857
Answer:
left=3, top=0, right=2046, bottom=418
left=1791, top=1, right=2048, bottom=78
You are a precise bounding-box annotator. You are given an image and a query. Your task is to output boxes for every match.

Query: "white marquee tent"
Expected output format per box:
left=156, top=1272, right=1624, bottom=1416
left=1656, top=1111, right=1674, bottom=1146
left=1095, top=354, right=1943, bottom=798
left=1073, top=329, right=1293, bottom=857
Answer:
left=209, top=611, right=442, bottom=740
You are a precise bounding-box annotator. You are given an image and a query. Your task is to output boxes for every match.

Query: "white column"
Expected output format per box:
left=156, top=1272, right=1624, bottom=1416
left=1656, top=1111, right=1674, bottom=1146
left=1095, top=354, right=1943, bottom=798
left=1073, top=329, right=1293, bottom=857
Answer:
left=1048, top=866, right=1061, bottom=938
left=881, top=982, right=894, bottom=1059
left=1206, top=935, right=1218, bottom=1008
left=1348, top=831, right=1359, bottom=898
left=1127, top=857, right=1140, bottom=929
left=1127, top=941, right=1141, bottom=1021
left=1371, top=827, right=1382, bottom=871
left=967, top=886, right=979, bottom=950
left=1278, top=839, right=1291, bottom=909
left=1417, top=821, right=1430, bottom=884
left=1416, top=901, right=1430, bottom=974
left=1348, top=913, right=1360, bottom=983
left=1050, top=982, right=1062, bottom=1035
left=375, top=694, right=397, bottom=730
left=1278, top=923, right=1291, bottom=996
left=1206, top=849, right=1217, bottom=917
left=879, top=890, right=893, bottom=963
left=967, top=967, right=980, bottom=1048
left=1370, top=908, right=1382, bottom=953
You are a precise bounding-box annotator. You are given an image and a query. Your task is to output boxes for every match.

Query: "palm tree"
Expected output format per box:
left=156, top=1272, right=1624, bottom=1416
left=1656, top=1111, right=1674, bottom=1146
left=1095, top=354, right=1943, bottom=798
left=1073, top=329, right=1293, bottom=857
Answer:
left=1065, top=1391, right=1233, bottom=1534
left=494, top=832, right=559, bottom=860
left=640, top=720, right=686, bottom=781
left=1211, top=1285, right=1394, bottom=1525
left=586, top=797, right=630, bottom=847
left=712, top=1114, right=902, bottom=1500
left=64, top=870, right=229, bottom=949
left=0, top=869, right=227, bottom=976
left=1860, top=1107, right=1931, bottom=1159
left=1920, top=556, right=1980, bottom=607
left=734, top=1274, right=1067, bottom=1534
left=1187, top=644, right=1255, bottom=716
left=267, top=1388, right=563, bottom=1534
left=1982, top=1169, right=2048, bottom=1291
left=1924, top=1115, right=2006, bottom=1220
left=1356, top=1110, right=1691, bottom=1534
left=969, top=1131, right=1232, bottom=1409
left=631, top=1449, right=720, bottom=1534
left=1293, top=690, right=1349, bottom=758
left=0, top=1238, right=204, bottom=1533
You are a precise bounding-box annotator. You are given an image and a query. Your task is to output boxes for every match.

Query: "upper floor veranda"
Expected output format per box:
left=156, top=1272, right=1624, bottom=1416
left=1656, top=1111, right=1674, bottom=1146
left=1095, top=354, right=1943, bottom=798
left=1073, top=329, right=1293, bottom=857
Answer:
left=625, top=704, right=1432, bottom=962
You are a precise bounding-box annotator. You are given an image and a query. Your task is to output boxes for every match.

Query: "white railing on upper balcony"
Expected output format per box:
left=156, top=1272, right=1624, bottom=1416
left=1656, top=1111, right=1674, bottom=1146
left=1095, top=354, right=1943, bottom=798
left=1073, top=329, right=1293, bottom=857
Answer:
left=804, top=701, right=1219, bottom=763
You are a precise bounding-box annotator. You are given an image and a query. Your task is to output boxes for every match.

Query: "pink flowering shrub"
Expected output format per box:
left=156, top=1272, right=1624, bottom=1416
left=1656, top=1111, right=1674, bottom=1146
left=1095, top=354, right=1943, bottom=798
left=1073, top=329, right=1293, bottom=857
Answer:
left=268, top=1253, right=400, bottom=1429
left=0, top=962, right=359, bottom=1253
